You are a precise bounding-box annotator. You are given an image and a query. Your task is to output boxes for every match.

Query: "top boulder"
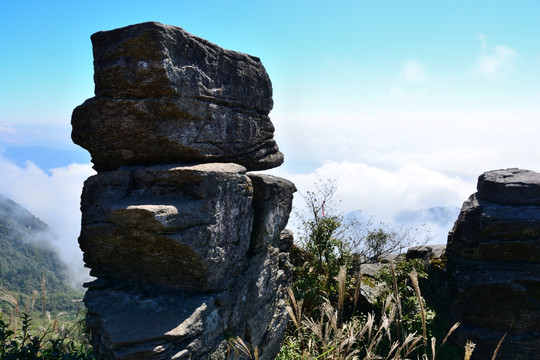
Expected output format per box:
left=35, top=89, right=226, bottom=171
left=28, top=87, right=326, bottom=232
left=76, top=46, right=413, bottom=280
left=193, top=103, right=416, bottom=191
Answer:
left=72, top=22, right=284, bottom=172
left=90, top=22, right=272, bottom=111
left=477, top=168, right=540, bottom=205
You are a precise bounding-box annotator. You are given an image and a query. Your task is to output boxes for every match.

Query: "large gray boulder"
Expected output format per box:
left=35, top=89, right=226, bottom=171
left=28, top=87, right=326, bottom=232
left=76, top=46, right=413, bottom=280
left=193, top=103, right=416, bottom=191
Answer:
left=85, top=245, right=293, bottom=360
left=82, top=169, right=295, bottom=359
left=72, top=22, right=283, bottom=172
left=73, top=22, right=296, bottom=360
left=477, top=168, right=540, bottom=205
left=448, top=168, right=540, bottom=262
left=442, top=168, right=540, bottom=359
left=79, top=163, right=254, bottom=292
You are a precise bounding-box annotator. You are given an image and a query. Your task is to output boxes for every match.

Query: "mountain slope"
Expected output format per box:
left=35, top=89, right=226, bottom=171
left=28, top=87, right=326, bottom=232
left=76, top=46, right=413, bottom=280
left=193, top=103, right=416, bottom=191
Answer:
left=0, top=194, right=82, bottom=313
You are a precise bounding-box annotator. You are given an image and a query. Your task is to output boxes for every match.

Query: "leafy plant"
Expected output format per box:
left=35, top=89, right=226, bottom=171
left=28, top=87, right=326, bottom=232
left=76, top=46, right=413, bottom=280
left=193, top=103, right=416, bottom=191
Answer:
left=280, top=179, right=505, bottom=359
left=292, top=179, right=428, bottom=320
left=0, top=311, right=93, bottom=360
left=1, top=283, right=93, bottom=359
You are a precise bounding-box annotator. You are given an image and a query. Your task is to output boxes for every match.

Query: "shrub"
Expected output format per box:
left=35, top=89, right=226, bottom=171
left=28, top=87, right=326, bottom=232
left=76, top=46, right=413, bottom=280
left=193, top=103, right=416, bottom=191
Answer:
left=0, top=285, right=93, bottom=360
left=276, top=179, right=505, bottom=359
left=0, top=311, right=94, bottom=360
left=291, top=179, right=428, bottom=320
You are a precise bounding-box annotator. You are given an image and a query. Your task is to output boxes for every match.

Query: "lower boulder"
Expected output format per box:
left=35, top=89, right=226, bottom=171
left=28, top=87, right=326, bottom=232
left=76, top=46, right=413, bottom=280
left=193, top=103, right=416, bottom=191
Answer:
left=80, top=164, right=296, bottom=359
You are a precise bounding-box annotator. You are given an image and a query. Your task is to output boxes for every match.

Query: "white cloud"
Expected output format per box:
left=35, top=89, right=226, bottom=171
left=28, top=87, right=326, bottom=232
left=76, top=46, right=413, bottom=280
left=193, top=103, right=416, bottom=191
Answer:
left=0, top=126, right=22, bottom=145
left=289, top=161, right=473, bottom=218
left=275, top=106, right=540, bottom=185
left=478, top=33, right=488, bottom=49
left=390, top=60, right=429, bottom=99
left=0, top=126, right=17, bottom=135
left=401, top=60, right=427, bottom=83
left=476, top=34, right=517, bottom=78
left=271, top=161, right=476, bottom=244
left=0, top=123, right=74, bottom=147
left=0, top=154, right=95, bottom=285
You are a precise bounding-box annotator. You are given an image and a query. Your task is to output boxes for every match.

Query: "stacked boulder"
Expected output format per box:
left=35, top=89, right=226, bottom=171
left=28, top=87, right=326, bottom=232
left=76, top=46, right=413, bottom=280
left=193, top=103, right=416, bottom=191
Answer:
left=445, top=168, right=540, bottom=359
left=72, top=22, right=295, bottom=360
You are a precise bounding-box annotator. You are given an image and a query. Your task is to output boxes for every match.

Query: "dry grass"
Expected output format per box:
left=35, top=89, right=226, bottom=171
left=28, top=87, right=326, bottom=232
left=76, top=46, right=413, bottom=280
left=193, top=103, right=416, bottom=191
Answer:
left=228, top=337, right=259, bottom=360
left=409, top=268, right=427, bottom=350
left=336, top=265, right=347, bottom=320
left=273, top=261, right=506, bottom=360
left=389, top=260, right=403, bottom=343
left=464, top=340, right=476, bottom=360
left=281, top=290, right=425, bottom=360
left=353, top=270, right=363, bottom=313
left=491, top=333, right=506, bottom=360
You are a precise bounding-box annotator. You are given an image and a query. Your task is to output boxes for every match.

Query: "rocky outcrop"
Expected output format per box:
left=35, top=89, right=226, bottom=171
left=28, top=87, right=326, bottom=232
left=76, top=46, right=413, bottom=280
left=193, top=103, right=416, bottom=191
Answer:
left=73, top=22, right=295, bottom=360
left=72, top=22, right=283, bottom=172
left=443, top=168, right=540, bottom=359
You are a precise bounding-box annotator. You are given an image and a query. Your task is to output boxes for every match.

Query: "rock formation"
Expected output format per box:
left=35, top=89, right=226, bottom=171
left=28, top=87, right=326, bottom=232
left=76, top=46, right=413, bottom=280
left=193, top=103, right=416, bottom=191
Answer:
left=72, top=22, right=283, bottom=173
left=443, top=168, right=540, bottom=359
left=72, top=22, right=295, bottom=360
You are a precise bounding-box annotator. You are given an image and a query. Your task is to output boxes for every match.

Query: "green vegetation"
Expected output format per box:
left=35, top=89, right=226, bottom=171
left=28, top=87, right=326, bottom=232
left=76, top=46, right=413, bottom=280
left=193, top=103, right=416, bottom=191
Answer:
left=0, top=195, right=93, bottom=359
left=0, top=195, right=83, bottom=315
left=290, top=180, right=428, bottom=320
left=270, top=180, right=503, bottom=360
left=0, top=311, right=93, bottom=359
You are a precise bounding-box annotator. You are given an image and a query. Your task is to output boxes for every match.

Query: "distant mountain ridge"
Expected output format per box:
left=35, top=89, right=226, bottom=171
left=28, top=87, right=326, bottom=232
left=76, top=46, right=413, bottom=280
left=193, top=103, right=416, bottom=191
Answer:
left=393, top=206, right=461, bottom=227
left=0, top=194, right=82, bottom=313
left=393, top=206, right=460, bottom=245
left=344, top=206, right=460, bottom=245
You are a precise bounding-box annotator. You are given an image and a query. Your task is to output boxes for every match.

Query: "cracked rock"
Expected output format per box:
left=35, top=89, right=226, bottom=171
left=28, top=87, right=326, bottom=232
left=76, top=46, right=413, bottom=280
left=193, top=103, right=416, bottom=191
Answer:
left=72, top=22, right=283, bottom=172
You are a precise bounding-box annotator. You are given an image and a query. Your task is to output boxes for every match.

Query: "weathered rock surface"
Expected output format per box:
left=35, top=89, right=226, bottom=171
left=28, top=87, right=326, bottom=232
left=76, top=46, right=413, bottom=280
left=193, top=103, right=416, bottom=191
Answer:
left=84, top=234, right=294, bottom=359
left=406, top=245, right=446, bottom=264
left=80, top=163, right=254, bottom=292
left=82, top=166, right=296, bottom=359
left=72, top=22, right=283, bottom=172
left=73, top=22, right=295, bottom=360
left=249, top=174, right=297, bottom=252
left=442, top=168, right=540, bottom=360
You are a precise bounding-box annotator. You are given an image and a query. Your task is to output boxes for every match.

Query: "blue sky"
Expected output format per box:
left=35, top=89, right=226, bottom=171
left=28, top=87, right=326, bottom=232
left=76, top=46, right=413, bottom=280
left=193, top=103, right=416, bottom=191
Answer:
left=1, top=1, right=540, bottom=270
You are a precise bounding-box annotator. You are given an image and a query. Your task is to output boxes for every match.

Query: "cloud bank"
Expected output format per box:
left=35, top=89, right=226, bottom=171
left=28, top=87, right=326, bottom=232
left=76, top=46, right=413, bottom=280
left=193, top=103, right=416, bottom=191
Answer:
left=272, top=160, right=476, bottom=244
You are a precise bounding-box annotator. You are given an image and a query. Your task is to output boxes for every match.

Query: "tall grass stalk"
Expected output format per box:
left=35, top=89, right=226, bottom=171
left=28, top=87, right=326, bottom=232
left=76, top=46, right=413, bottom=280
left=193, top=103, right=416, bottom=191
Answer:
left=286, top=287, right=303, bottom=333
left=278, top=258, right=504, bottom=360
left=491, top=333, right=506, bottom=360
left=228, top=336, right=259, bottom=360
left=389, top=259, right=402, bottom=343
left=353, top=270, right=363, bottom=313
left=409, top=268, right=427, bottom=350
left=336, top=265, right=346, bottom=320
left=464, top=340, right=475, bottom=360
